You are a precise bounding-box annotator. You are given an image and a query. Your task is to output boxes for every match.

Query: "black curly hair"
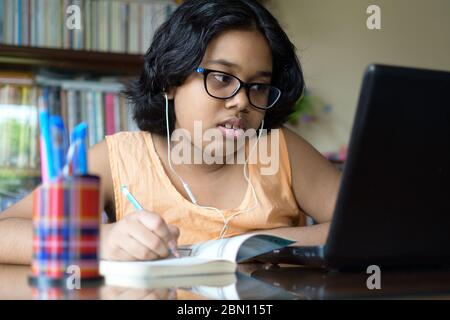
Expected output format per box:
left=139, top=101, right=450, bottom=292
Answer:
left=125, top=0, right=305, bottom=136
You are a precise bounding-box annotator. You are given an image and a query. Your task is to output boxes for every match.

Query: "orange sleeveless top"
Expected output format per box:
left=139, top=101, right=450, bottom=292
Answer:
left=105, top=129, right=306, bottom=245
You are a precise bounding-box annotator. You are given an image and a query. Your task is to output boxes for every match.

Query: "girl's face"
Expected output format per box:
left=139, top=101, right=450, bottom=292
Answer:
left=169, top=29, right=273, bottom=158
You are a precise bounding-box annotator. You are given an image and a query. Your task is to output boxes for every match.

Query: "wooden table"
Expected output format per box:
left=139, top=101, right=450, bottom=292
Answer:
left=1, top=263, right=450, bottom=300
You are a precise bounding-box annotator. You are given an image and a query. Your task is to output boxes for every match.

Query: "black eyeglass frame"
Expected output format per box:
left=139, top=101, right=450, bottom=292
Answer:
left=195, top=67, right=281, bottom=110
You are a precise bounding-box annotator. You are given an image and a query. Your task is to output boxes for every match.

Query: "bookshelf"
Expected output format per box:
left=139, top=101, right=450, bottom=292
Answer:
left=0, top=44, right=144, bottom=76
left=0, top=0, right=179, bottom=211
left=0, top=0, right=268, bottom=211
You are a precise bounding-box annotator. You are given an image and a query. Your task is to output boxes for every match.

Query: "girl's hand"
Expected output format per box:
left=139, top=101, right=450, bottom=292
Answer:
left=101, top=210, right=180, bottom=261
left=100, top=286, right=177, bottom=300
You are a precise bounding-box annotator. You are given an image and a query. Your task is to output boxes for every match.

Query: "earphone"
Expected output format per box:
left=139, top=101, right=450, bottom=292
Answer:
left=163, top=92, right=264, bottom=238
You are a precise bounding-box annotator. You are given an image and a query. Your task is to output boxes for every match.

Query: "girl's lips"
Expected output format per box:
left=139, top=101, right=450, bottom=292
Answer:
left=216, top=117, right=247, bottom=139
left=217, top=117, right=247, bottom=130
left=217, top=125, right=245, bottom=138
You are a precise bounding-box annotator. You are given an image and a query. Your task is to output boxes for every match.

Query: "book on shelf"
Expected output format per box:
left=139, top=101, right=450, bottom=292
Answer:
left=0, top=72, right=40, bottom=211
left=99, top=233, right=295, bottom=286
left=0, top=78, right=39, bottom=170
left=35, top=75, right=136, bottom=146
left=0, top=71, right=137, bottom=211
left=0, top=0, right=178, bottom=54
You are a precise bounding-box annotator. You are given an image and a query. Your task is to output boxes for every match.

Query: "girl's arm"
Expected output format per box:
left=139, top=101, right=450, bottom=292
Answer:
left=254, top=127, right=341, bottom=245
left=0, top=199, right=33, bottom=265
left=252, top=223, right=330, bottom=246
left=283, top=127, right=341, bottom=224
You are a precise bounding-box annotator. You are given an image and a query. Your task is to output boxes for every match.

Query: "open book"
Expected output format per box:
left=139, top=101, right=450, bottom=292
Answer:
left=100, top=234, right=294, bottom=288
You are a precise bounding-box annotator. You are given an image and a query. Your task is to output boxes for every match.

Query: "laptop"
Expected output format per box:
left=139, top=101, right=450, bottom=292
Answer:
left=256, top=64, right=450, bottom=271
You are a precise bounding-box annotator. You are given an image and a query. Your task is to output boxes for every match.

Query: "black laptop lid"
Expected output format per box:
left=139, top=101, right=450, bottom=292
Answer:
left=324, top=64, right=450, bottom=269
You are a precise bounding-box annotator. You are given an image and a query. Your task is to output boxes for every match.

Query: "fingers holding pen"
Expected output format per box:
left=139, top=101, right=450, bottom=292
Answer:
left=129, top=217, right=171, bottom=258
left=101, top=210, right=180, bottom=261
left=120, top=186, right=180, bottom=257
left=137, top=211, right=180, bottom=256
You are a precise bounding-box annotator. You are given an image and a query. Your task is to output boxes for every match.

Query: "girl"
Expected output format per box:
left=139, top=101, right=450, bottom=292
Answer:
left=0, top=0, right=340, bottom=264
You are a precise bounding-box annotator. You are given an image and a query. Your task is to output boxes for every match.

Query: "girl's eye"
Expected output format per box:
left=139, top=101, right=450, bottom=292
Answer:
left=252, top=84, right=270, bottom=93
left=213, top=74, right=233, bottom=84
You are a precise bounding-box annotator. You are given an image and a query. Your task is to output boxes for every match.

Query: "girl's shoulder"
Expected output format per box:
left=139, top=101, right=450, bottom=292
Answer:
left=105, top=130, right=154, bottom=159
left=281, top=125, right=338, bottom=177
left=100, top=130, right=154, bottom=221
left=281, top=126, right=341, bottom=223
left=88, top=140, right=115, bottom=221
left=105, top=130, right=149, bottom=144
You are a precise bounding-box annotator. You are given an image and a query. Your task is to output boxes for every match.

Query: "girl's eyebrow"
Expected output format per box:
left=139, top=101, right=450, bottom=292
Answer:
left=206, top=59, right=272, bottom=78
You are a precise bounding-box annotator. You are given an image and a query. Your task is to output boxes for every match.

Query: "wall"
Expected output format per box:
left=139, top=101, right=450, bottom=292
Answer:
left=266, top=0, right=450, bottom=153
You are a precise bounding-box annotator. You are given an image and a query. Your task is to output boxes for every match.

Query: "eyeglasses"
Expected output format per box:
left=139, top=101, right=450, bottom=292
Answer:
left=195, top=67, right=281, bottom=110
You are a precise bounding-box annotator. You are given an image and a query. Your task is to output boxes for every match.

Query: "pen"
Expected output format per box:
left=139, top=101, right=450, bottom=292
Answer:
left=71, top=123, right=88, bottom=176
left=121, top=185, right=143, bottom=210
left=120, top=186, right=180, bottom=258
left=39, top=106, right=55, bottom=182
left=49, top=115, right=67, bottom=177
left=38, top=109, right=49, bottom=183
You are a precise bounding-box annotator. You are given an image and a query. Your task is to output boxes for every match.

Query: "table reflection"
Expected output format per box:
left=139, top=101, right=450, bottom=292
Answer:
left=0, top=263, right=299, bottom=300
left=5, top=262, right=450, bottom=300
left=245, top=264, right=450, bottom=299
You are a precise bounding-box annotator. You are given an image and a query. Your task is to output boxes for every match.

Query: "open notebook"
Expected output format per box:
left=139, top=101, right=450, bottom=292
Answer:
left=100, top=233, right=294, bottom=287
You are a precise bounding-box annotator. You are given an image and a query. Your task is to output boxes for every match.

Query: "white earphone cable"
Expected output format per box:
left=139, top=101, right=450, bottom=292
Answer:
left=164, top=92, right=263, bottom=239
left=164, top=93, right=199, bottom=204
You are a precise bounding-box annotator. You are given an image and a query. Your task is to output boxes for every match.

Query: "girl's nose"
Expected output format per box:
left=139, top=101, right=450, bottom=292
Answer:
left=224, top=88, right=250, bottom=112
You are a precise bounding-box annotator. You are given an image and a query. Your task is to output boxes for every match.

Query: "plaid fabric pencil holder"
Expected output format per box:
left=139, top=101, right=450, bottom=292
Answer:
left=30, top=175, right=103, bottom=287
